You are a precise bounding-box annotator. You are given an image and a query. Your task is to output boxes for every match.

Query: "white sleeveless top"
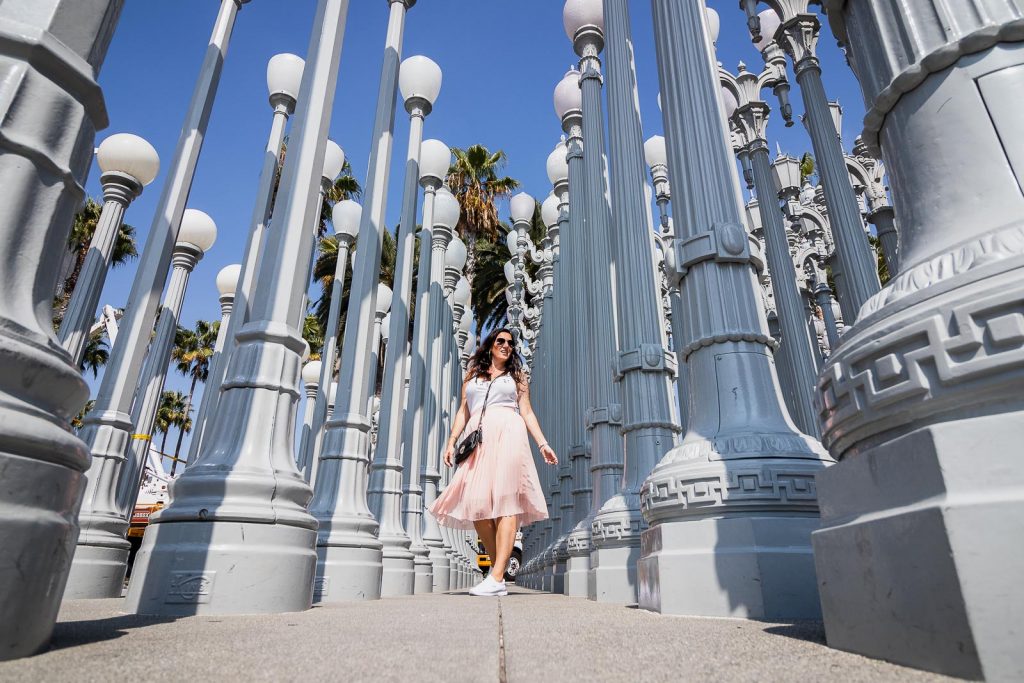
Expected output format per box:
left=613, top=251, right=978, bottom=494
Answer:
left=466, top=374, right=519, bottom=415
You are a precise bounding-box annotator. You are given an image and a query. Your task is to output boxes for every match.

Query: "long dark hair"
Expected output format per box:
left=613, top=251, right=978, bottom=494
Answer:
left=468, top=327, right=525, bottom=385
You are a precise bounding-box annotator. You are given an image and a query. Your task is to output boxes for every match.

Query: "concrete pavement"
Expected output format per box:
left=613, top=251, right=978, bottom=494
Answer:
left=0, top=587, right=958, bottom=682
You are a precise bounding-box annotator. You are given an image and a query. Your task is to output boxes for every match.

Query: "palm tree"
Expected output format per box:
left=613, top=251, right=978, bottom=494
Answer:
left=155, top=390, right=188, bottom=458
left=310, top=226, right=405, bottom=355
left=303, top=314, right=325, bottom=361
left=272, top=142, right=362, bottom=237
left=79, top=330, right=109, bottom=378
left=170, top=320, right=219, bottom=470
left=446, top=144, right=520, bottom=287
left=54, top=198, right=138, bottom=326
left=71, top=400, right=95, bottom=432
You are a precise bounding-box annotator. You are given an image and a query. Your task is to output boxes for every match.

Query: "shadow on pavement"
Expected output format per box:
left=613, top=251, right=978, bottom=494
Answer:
left=762, top=621, right=828, bottom=645
left=46, top=614, right=179, bottom=652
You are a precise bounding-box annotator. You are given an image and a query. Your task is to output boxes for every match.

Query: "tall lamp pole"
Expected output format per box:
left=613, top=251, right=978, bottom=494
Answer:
left=186, top=53, right=304, bottom=465
left=126, top=0, right=352, bottom=616
left=639, top=0, right=832, bottom=618
left=309, top=0, right=415, bottom=603
left=59, top=134, right=160, bottom=365
left=366, top=59, right=443, bottom=596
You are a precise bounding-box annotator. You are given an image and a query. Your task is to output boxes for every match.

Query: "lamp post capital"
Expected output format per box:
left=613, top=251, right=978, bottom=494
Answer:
left=777, top=13, right=821, bottom=70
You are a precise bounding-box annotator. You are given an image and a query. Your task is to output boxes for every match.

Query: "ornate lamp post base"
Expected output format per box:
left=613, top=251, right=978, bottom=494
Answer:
left=315, top=542, right=384, bottom=603
left=638, top=513, right=821, bottom=617
left=379, top=543, right=415, bottom=597
left=128, top=521, right=316, bottom=615
left=564, top=521, right=591, bottom=597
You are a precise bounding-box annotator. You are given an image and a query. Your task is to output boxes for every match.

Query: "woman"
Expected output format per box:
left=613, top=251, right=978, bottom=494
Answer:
left=429, top=328, right=557, bottom=597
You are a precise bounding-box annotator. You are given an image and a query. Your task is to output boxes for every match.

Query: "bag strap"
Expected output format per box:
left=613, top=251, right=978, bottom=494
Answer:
left=476, top=371, right=508, bottom=437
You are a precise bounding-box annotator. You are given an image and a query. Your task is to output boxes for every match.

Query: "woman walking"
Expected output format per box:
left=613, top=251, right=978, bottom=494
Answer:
left=429, top=328, right=557, bottom=597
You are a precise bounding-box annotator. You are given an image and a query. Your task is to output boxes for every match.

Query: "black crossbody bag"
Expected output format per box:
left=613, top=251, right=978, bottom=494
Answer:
left=453, top=372, right=507, bottom=466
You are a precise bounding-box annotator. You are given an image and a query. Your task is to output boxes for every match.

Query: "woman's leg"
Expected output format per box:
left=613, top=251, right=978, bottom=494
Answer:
left=473, top=519, right=497, bottom=578
left=489, top=515, right=518, bottom=581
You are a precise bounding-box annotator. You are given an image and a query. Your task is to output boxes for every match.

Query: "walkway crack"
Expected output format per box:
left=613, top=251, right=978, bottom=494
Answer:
left=497, top=599, right=507, bottom=683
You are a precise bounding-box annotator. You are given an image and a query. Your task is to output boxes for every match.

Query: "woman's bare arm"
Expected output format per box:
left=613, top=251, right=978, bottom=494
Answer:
left=518, top=380, right=557, bottom=465
left=442, top=375, right=473, bottom=467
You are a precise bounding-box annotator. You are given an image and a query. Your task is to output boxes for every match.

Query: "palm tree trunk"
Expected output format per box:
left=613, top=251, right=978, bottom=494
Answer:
left=465, top=232, right=478, bottom=288
left=170, top=375, right=198, bottom=476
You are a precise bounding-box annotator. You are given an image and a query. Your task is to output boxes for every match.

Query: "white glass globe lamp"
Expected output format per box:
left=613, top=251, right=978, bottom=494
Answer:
left=216, top=263, right=241, bottom=297
left=445, top=236, right=468, bottom=270
left=454, top=277, right=471, bottom=308
left=755, top=9, right=783, bottom=52
left=553, top=69, right=582, bottom=119
left=178, top=209, right=217, bottom=252
left=266, top=53, right=304, bottom=102
left=706, top=8, right=720, bottom=44
left=301, top=360, right=322, bottom=386
left=541, top=193, right=560, bottom=228
left=563, top=0, right=604, bottom=41
left=376, top=284, right=393, bottom=316
left=510, top=192, right=535, bottom=224
left=399, top=55, right=442, bottom=106
left=503, top=260, right=515, bottom=284
left=419, top=139, right=451, bottom=182
left=332, top=199, right=361, bottom=239
left=643, top=135, right=667, bottom=169
left=97, top=133, right=160, bottom=186
left=546, top=140, right=569, bottom=185
left=322, top=139, right=345, bottom=182
left=434, top=187, right=461, bottom=229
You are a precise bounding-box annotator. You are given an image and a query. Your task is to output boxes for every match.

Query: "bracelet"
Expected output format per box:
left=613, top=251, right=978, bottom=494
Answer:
left=539, top=442, right=549, bottom=450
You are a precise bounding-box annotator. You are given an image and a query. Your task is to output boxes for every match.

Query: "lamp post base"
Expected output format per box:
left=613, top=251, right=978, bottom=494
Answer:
left=63, top=540, right=130, bottom=599
left=813, top=413, right=1024, bottom=681
left=637, top=514, right=821, bottom=618
left=588, top=544, right=639, bottom=605
left=314, top=543, right=383, bottom=603
left=379, top=544, right=415, bottom=597
left=414, top=553, right=435, bottom=594
left=427, top=545, right=449, bottom=592
left=564, top=553, right=590, bottom=597
left=126, top=520, right=316, bottom=615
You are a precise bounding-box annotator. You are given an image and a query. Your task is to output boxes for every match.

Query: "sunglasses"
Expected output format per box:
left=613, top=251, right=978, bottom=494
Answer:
left=494, top=337, right=513, bottom=347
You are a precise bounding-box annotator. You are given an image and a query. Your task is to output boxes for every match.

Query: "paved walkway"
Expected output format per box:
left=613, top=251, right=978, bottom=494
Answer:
left=0, top=588, right=957, bottom=682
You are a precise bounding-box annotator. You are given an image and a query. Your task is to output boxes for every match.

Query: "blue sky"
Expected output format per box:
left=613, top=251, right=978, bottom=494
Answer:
left=84, top=0, right=865, bottom=459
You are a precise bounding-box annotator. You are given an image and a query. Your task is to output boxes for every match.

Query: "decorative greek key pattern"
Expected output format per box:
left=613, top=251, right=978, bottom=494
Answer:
left=819, top=279, right=1024, bottom=447
left=641, top=466, right=821, bottom=517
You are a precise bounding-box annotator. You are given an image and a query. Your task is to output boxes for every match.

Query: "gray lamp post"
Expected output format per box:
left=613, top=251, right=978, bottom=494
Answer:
left=367, top=64, right=444, bottom=595
left=0, top=0, right=123, bottom=660
left=400, top=147, right=454, bottom=593
left=298, top=198, right=360, bottom=482
left=67, top=210, right=217, bottom=599
left=588, top=0, right=683, bottom=606
left=721, top=62, right=821, bottom=438
left=564, top=0, right=633, bottom=602
left=418, top=187, right=461, bottom=591
left=367, top=283, right=393, bottom=408
left=811, top=3, right=1024, bottom=679
left=213, top=264, right=241, bottom=355
left=299, top=359, right=322, bottom=465
left=744, top=2, right=879, bottom=322
left=126, top=0, right=351, bottom=616
left=59, top=134, right=160, bottom=366
left=639, top=0, right=831, bottom=618
left=850, top=136, right=899, bottom=273
left=186, top=53, right=303, bottom=466
left=307, top=0, right=415, bottom=604
left=76, top=0, right=243, bottom=540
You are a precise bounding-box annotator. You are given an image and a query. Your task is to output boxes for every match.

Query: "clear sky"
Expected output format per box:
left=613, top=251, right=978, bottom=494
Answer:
left=84, top=0, right=866, bottom=460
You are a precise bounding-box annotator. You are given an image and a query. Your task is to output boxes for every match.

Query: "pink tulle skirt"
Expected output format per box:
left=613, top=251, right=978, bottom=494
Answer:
left=428, top=407, right=548, bottom=530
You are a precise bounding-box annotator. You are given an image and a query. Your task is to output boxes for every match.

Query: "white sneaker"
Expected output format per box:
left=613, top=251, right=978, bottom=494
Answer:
left=469, top=575, right=508, bottom=597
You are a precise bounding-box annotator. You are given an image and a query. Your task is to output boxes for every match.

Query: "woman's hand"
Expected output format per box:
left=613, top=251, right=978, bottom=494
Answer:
left=443, top=443, right=455, bottom=468
left=540, top=444, right=558, bottom=465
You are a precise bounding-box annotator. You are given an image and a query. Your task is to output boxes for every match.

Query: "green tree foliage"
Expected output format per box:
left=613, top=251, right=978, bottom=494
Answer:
left=169, top=320, right=218, bottom=473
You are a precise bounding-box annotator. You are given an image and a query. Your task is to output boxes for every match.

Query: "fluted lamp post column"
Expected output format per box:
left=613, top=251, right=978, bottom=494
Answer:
left=0, top=0, right=124, bottom=660
left=367, top=64, right=444, bottom=596
left=307, top=0, right=416, bottom=604
left=638, top=0, right=832, bottom=618
left=300, top=359, right=322, bottom=466
left=744, top=3, right=879, bottom=322
left=589, top=0, right=683, bottom=606
left=810, top=2, right=1024, bottom=678
left=127, top=0, right=351, bottom=616
left=299, top=199, right=360, bottom=482
left=401, top=146, right=455, bottom=593
left=59, top=134, right=160, bottom=366
left=186, top=53, right=304, bottom=466
left=418, top=187, right=462, bottom=591
left=721, top=64, right=821, bottom=437
left=67, top=210, right=217, bottom=599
